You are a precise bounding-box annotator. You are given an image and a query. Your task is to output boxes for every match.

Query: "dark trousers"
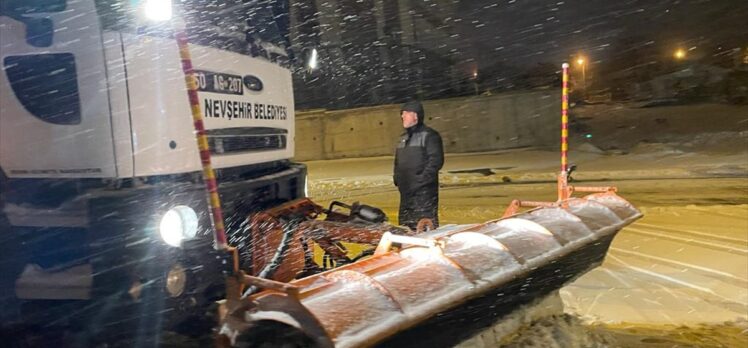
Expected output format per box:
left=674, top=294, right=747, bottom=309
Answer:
left=398, top=187, right=439, bottom=231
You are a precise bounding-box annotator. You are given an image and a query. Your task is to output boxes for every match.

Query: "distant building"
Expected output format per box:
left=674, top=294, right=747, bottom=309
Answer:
left=289, top=0, right=468, bottom=109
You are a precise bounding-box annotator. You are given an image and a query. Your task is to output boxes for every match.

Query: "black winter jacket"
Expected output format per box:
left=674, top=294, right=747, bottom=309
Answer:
left=393, top=124, right=444, bottom=195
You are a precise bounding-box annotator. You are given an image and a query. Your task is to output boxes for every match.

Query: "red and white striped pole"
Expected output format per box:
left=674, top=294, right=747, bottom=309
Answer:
left=173, top=21, right=228, bottom=250
left=558, top=63, right=570, bottom=201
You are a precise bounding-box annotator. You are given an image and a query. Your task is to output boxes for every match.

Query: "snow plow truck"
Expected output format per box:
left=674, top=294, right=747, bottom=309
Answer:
left=0, top=1, right=642, bottom=347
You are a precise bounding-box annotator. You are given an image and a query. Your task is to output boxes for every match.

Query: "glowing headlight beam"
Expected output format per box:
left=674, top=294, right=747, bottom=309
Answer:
left=144, top=0, right=172, bottom=21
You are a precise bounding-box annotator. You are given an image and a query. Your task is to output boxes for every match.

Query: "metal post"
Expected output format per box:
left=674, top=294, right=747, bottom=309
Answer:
left=581, top=62, right=586, bottom=100
left=173, top=21, right=228, bottom=250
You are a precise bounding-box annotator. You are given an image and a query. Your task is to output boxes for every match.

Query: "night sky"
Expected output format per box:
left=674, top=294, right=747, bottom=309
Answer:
left=452, top=0, right=748, bottom=67
left=291, top=0, right=747, bottom=108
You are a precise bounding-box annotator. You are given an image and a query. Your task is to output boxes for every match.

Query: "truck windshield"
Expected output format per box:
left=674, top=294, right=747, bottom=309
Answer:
left=95, top=0, right=291, bottom=66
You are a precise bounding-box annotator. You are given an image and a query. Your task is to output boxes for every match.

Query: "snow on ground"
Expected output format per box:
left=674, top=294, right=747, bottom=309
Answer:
left=562, top=204, right=748, bottom=324
left=303, top=103, right=748, bottom=346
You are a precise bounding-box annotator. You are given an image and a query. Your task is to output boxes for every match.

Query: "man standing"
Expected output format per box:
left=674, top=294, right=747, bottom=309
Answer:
left=393, top=100, right=444, bottom=231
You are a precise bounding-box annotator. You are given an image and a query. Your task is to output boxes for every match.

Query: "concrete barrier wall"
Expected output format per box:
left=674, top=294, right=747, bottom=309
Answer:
left=294, top=90, right=560, bottom=161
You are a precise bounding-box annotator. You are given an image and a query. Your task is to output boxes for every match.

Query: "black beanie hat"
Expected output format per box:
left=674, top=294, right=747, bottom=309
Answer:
left=401, top=100, right=425, bottom=124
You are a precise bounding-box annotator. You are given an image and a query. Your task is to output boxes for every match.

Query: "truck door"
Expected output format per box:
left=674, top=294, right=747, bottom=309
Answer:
left=0, top=0, right=116, bottom=178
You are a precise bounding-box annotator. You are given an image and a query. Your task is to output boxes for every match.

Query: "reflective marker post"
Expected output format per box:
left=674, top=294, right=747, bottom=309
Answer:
left=173, top=20, right=228, bottom=251
left=504, top=62, right=617, bottom=215
left=561, top=62, right=569, bottom=175
left=558, top=63, right=571, bottom=202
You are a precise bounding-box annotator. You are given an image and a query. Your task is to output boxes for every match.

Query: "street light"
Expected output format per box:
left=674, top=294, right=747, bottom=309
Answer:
left=472, top=70, right=478, bottom=95
left=674, top=49, right=686, bottom=60
left=576, top=56, right=586, bottom=100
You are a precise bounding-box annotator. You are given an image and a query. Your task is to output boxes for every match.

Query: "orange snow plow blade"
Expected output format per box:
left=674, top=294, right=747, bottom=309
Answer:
left=217, top=191, right=641, bottom=348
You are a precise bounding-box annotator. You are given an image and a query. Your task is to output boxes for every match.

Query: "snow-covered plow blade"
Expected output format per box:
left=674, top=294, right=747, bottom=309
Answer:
left=218, top=191, right=641, bottom=348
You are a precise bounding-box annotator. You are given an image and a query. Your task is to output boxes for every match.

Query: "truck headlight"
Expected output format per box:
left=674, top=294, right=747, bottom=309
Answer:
left=159, top=206, right=198, bottom=247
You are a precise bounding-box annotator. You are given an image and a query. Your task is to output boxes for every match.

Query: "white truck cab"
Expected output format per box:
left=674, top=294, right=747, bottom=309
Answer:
left=0, top=0, right=305, bottom=333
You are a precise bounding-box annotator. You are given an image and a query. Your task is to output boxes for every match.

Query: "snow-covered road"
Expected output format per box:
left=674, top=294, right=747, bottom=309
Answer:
left=304, top=149, right=748, bottom=330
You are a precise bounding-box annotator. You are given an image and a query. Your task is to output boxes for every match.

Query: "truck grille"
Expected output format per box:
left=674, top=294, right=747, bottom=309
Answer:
left=206, top=127, right=287, bottom=155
